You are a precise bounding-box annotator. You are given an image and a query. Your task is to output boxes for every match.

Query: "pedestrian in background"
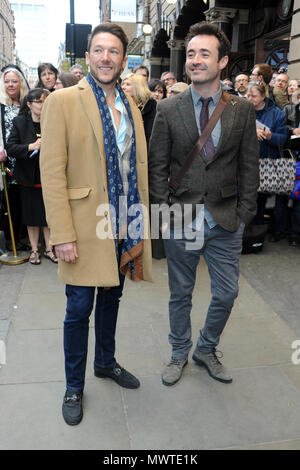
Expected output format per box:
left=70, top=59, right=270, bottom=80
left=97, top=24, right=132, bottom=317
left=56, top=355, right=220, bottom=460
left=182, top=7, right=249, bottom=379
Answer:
left=284, top=87, right=300, bottom=247
left=148, top=79, right=167, bottom=102
left=36, top=63, right=58, bottom=92
left=69, top=63, right=85, bottom=81
left=133, top=65, right=149, bottom=81
left=6, top=88, right=57, bottom=265
left=246, top=82, right=288, bottom=241
left=0, top=64, right=29, bottom=251
left=54, top=72, right=79, bottom=90
left=121, top=73, right=156, bottom=148
left=287, top=79, right=300, bottom=104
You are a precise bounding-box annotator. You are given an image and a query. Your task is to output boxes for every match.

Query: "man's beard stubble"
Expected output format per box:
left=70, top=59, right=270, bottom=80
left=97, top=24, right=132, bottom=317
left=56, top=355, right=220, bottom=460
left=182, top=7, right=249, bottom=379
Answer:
left=90, top=67, right=122, bottom=87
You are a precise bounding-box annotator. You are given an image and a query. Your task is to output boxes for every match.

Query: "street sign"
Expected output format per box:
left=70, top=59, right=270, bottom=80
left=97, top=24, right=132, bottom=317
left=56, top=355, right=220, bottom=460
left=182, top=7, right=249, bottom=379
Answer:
left=127, top=55, right=143, bottom=69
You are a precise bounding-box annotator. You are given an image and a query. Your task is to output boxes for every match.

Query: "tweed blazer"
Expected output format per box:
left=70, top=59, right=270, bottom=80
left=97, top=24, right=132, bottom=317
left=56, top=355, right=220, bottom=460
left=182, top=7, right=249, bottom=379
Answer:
left=148, top=86, right=260, bottom=232
left=40, top=78, right=152, bottom=287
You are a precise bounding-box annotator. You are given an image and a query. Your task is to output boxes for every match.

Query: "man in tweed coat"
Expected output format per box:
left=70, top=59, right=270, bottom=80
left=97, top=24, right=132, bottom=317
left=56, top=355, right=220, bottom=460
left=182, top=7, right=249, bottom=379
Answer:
left=149, top=22, right=259, bottom=386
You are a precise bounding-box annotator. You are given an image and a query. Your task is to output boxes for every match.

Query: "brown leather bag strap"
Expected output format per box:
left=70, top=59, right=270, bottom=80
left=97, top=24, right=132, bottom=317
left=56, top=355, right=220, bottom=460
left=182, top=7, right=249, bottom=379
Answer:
left=169, top=91, right=231, bottom=193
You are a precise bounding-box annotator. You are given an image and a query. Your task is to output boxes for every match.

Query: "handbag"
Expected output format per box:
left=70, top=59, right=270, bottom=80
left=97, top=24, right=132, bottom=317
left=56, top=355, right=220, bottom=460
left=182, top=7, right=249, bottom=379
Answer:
left=291, top=160, right=300, bottom=199
left=258, top=148, right=296, bottom=195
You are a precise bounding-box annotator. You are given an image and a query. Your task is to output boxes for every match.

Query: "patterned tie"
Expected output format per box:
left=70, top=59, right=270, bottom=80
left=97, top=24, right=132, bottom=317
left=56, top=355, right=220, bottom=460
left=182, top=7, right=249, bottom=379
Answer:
left=200, top=97, right=215, bottom=161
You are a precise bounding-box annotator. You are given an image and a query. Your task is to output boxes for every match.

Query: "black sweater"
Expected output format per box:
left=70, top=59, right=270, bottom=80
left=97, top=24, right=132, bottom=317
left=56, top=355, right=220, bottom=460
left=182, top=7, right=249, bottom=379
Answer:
left=141, top=98, right=157, bottom=149
left=6, top=113, right=41, bottom=186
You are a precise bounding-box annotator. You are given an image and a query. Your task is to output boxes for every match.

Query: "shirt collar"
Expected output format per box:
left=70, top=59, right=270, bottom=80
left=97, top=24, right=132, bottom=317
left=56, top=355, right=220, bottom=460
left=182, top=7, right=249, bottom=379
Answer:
left=191, top=84, right=222, bottom=106
left=103, top=87, right=123, bottom=112
left=103, top=86, right=120, bottom=100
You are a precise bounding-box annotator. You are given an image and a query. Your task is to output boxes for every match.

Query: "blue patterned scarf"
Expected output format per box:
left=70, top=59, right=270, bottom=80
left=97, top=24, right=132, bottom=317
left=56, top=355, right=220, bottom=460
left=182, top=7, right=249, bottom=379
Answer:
left=87, top=73, right=144, bottom=281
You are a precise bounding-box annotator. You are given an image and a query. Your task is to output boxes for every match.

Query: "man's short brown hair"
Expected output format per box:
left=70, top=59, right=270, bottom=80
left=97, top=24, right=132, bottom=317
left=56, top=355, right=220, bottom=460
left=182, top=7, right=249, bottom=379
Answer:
left=185, top=21, right=231, bottom=61
left=87, top=22, right=128, bottom=57
left=253, top=64, right=273, bottom=85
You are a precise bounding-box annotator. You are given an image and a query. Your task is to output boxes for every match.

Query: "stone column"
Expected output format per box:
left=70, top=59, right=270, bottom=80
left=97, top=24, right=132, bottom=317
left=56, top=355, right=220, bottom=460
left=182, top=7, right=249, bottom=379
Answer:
left=204, top=7, right=237, bottom=42
left=288, top=0, right=300, bottom=79
left=149, top=56, right=170, bottom=80
left=167, top=39, right=186, bottom=81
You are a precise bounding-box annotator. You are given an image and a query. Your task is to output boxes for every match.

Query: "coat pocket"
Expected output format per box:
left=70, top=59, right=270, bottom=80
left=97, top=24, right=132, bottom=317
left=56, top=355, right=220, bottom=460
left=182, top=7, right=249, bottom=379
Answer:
left=67, top=187, right=92, bottom=200
left=221, top=185, right=237, bottom=198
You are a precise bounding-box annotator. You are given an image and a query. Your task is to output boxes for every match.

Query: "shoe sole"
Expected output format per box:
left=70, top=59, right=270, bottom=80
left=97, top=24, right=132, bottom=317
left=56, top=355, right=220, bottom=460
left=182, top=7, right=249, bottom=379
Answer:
left=94, top=370, right=140, bottom=389
left=62, top=410, right=83, bottom=426
left=63, top=413, right=83, bottom=426
left=192, top=354, right=233, bottom=384
left=161, top=360, right=188, bottom=387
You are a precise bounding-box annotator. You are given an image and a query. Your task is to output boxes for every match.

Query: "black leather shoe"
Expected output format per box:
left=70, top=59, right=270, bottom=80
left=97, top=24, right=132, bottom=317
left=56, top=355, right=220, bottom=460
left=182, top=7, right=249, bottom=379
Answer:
left=62, top=390, right=83, bottom=425
left=94, top=363, right=140, bottom=389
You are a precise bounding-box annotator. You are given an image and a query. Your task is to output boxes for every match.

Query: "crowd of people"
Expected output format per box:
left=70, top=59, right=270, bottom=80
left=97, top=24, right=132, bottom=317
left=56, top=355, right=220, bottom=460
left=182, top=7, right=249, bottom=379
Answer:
left=0, top=20, right=298, bottom=426
left=0, top=57, right=299, bottom=267
left=222, top=64, right=300, bottom=247
left=125, top=62, right=300, bottom=250
left=0, top=62, right=84, bottom=263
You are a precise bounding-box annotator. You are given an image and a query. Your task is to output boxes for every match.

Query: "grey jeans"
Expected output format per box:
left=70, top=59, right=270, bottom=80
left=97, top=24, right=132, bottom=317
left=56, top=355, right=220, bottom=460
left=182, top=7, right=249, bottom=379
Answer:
left=163, top=220, right=245, bottom=357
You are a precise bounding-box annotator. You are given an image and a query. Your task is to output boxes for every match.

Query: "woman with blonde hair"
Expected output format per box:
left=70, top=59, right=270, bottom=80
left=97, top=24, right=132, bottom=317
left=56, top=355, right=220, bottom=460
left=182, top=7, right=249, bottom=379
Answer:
left=121, top=73, right=156, bottom=148
left=0, top=64, right=29, bottom=250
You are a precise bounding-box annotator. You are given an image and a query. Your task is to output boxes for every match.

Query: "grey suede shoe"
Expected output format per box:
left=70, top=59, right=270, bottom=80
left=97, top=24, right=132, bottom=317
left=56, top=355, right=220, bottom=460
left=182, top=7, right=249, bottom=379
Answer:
left=162, top=357, right=188, bottom=386
left=192, top=348, right=233, bottom=384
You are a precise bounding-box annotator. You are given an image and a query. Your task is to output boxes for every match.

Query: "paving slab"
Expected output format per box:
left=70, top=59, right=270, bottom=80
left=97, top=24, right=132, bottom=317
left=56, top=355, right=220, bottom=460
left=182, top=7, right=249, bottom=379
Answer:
left=0, top=380, right=130, bottom=450
left=123, top=367, right=300, bottom=450
left=1, top=244, right=300, bottom=450
left=240, top=240, right=300, bottom=336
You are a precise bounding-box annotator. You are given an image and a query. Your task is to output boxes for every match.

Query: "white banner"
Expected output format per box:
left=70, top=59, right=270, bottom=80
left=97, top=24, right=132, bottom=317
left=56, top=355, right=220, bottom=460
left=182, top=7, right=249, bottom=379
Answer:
left=111, top=0, right=136, bottom=23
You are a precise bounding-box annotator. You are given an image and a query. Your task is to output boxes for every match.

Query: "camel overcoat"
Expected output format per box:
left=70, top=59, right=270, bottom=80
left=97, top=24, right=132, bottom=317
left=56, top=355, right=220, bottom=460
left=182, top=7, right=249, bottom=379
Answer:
left=40, top=78, right=152, bottom=286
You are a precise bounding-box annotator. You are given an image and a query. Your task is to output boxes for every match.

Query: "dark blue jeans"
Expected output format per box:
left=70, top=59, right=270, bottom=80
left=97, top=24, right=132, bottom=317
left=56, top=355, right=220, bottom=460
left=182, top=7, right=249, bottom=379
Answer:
left=64, top=274, right=125, bottom=392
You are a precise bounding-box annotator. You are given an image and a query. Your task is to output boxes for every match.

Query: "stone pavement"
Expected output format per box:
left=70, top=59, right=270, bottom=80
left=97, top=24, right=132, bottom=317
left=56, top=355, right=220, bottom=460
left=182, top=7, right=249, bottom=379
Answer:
left=0, top=243, right=300, bottom=450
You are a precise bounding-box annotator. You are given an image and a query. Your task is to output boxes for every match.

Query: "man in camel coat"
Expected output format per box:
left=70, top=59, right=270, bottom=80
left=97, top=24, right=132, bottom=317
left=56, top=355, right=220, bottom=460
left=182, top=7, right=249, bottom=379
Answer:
left=40, top=22, right=152, bottom=425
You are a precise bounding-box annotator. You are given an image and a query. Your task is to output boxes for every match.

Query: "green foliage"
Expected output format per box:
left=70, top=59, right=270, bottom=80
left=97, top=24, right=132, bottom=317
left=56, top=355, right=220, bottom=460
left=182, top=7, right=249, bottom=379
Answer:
left=60, top=58, right=88, bottom=74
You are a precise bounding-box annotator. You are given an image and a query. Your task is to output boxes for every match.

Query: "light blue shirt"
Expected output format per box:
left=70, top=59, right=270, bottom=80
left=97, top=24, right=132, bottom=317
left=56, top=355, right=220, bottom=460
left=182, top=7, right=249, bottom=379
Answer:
left=104, top=88, right=127, bottom=153
left=190, top=85, right=223, bottom=230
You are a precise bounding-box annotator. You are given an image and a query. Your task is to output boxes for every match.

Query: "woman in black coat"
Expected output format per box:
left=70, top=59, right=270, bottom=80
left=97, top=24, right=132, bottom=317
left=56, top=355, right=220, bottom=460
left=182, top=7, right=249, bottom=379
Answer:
left=6, top=88, right=57, bottom=264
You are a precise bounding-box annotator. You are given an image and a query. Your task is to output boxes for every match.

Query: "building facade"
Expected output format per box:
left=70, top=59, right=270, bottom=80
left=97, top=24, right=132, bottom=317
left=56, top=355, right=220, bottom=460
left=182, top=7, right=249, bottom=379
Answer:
left=0, top=0, right=15, bottom=70
left=126, top=0, right=299, bottom=81
left=10, top=1, right=47, bottom=69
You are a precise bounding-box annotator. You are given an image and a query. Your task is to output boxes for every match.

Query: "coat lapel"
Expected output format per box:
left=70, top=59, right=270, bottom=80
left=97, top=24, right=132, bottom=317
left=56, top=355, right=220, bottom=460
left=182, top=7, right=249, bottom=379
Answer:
left=176, top=89, right=238, bottom=166
left=78, top=78, right=106, bottom=158
left=177, top=89, right=199, bottom=146
left=208, top=95, right=238, bottom=165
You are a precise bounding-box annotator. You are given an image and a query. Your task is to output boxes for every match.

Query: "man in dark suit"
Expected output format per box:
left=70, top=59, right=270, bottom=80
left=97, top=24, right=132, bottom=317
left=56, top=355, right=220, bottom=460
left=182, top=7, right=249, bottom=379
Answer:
left=149, top=22, right=259, bottom=386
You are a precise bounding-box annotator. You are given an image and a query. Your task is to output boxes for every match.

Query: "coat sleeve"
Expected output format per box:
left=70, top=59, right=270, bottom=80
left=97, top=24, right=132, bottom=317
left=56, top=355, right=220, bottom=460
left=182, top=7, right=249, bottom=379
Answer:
left=148, top=101, right=171, bottom=205
left=40, top=92, right=77, bottom=245
left=268, top=108, right=287, bottom=148
left=237, top=103, right=260, bottom=225
left=5, top=118, right=29, bottom=160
